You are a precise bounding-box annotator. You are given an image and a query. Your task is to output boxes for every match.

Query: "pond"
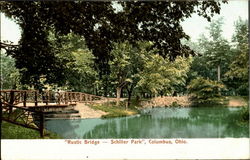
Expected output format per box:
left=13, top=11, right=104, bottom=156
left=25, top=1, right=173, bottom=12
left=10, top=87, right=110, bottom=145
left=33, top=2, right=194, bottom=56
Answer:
left=45, top=107, right=249, bottom=139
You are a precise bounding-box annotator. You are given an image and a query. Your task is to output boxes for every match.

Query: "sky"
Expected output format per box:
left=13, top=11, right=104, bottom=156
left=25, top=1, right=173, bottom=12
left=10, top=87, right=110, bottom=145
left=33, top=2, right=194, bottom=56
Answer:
left=181, top=0, right=248, bottom=42
left=0, top=0, right=248, bottom=45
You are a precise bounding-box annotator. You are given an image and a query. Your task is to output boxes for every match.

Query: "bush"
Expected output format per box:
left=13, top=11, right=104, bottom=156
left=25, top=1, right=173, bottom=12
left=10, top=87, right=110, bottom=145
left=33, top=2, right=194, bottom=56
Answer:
left=187, top=77, right=226, bottom=105
left=169, top=101, right=181, bottom=107
left=241, top=106, right=249, bottom=122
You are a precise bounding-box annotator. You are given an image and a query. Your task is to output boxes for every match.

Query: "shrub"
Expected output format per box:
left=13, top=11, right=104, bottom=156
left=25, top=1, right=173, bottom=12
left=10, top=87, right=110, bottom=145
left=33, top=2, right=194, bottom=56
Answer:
left=241, top=106, right=249, bottom=122
left=187, top=77, right=226, bottom=105
left=169, top=101, right=181, bottom=107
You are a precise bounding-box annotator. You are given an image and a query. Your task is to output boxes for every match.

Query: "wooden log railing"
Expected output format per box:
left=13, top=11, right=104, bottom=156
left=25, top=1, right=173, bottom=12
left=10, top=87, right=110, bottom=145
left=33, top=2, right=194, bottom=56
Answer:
left=0, top=90, right=107, bottom=106
left=1, top=101, right=45, bottom=137
left=0, top=90, right=108, bottom=138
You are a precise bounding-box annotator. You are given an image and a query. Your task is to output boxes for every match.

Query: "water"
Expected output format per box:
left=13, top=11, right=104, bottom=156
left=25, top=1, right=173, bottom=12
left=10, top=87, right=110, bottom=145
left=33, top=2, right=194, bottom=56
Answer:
left=45, top=107, right=249, bottom=138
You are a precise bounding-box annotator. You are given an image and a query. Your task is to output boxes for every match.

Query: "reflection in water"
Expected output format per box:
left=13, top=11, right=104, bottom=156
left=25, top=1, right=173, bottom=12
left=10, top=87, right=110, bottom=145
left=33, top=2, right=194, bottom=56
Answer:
left=45, top=107, right=249, bottom=139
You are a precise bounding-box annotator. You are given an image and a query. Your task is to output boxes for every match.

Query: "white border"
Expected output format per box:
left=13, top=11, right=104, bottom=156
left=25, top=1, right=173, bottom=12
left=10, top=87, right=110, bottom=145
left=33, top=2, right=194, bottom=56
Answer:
left=1, top=138, right=250, bottom=159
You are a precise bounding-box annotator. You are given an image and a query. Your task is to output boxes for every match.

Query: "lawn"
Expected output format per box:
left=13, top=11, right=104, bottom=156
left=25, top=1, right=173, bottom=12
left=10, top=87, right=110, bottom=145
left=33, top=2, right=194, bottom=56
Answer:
left=90, top=100, right=140, bottom=118
left=1, top=121, right=60, bottom=139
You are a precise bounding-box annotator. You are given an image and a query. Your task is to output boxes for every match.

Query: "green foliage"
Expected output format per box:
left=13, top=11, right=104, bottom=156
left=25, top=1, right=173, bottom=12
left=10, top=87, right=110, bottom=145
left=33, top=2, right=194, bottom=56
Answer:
left=1, top=121, right=40, bottom=139
left=185, top=17, right=233, bottom=84
left=0, top=53, right=21, bottom=89
left=188, top=77, right=226, bottom=104
left=0, top=1, right=224, bottom=89
left=185, top=17, right=248, bottom=96
left=90, top=103, right=138, bottom=118
left=225, top=18, right=248, bottom=95
left=69, top=50, right=97, bottom=92
left=1, top=121, right=60, bottom=139
left=240, top=106, right=249, bottom=122
left=52, top=33, right=98, bottom=92
left=109, top=41, right=135, bottom=89
left=169, top=101, right=181, bottom=107
left=138, top=55, right=191, bottom=96
left=108, top=41, right=191, bottom=100
left=207, top=17, right=224, bottom=41
left=117, top=1, right=224, bottom=59
left=108, top=41, right=157, bottom=103
left=197, top=18, right=232, bottom=81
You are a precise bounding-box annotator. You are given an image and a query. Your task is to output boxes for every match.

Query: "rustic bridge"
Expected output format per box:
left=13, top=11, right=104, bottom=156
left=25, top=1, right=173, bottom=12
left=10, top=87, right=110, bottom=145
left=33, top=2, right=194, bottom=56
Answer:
left=0, top=89, right=108, bottom=137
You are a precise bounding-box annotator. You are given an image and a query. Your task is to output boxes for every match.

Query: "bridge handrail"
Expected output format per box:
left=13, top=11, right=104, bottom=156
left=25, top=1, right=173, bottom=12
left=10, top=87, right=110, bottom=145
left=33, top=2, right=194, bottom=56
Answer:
left=1, top=101, right=43, bottom=114
left=0, top=89, right=108, bottom=106
left=0, top=89, right=37, bottom=92
left=1, top=101, right=45, bottom=137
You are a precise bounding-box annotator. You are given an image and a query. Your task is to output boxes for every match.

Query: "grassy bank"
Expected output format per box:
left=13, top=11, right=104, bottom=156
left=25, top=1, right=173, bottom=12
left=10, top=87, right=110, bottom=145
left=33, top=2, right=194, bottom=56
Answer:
left=1, top=121, right=61, bottom=139
left=90, top=100, right=140, bottom=118
left=91, top=96, right=249, bottom=121
left=181, top=95, right=248, bottom=107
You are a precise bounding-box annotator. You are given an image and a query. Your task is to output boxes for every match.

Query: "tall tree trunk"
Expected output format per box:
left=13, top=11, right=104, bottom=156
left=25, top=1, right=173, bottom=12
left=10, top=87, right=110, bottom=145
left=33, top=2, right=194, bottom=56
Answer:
left=217, top=65, right=221, bottom=81
left=127, top=89, right=133, bottom=108
left=126, top=84, right=134, bottom=108
left=217, top=65, right=221, bottom=96
left=121, top=89, right=124, bottom=98
left=104, top=84, right=108, bottom=97
left=116, top=87, right=122, bottom=106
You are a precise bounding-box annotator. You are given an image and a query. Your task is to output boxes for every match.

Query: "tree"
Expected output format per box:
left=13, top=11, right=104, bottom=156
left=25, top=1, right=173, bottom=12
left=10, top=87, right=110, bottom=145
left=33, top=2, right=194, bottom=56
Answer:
left=0, top=1, right=226, bottom=89
left=0, top=53, right=20, bottom=89
left=185, top=18, right=233, bottom=85
left=137, top=55, right=191, bottom=97
left=49, top=32, right=97, bottom=93
left=109, top=41, right=191, bottom=106
left=109, top=41, right=155, bottom=106
left=109, top=42, right=133, bottom=106
left=225, top=18, right=248, bottom=95
left=125, top=42, right=155, bottom=106
left=187, top=77, right=226, bottom=105
left=65, top=50, right=97, bottom=93
left=182, top=38, right=216, bottom=84
left=201, top=17, right=232, bottom=82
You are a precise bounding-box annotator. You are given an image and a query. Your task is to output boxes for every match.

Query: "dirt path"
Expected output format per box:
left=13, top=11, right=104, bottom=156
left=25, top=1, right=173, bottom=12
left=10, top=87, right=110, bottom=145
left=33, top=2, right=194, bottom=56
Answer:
left=74, top=103, right=107, bottom=119
left=74, top=98, right=126, bottom=119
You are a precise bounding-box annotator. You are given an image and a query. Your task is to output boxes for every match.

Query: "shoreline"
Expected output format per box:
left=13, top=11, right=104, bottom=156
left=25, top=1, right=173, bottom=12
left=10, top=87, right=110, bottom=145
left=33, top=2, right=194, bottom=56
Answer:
left=139, top=96, right=191, bottom=108
left=139, top=96, right=248, bottom=108
left=51, top=96, right=248, bottom=120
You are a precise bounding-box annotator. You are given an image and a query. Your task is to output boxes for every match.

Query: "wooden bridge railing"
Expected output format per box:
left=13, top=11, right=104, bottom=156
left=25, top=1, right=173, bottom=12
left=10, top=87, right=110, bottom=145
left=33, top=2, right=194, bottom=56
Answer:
left=1, top=101, right=45, bottom=137
left=0, top=89, right=108, bottom=138
left=0, top=90, right=107, bottom=107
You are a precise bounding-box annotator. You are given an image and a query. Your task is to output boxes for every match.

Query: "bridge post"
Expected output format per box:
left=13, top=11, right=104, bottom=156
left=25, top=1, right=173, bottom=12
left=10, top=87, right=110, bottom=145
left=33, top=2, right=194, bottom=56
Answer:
left=23, top=91, right=27, bottom=107
left=69, top=93, right=71, bottom=104
left=85, top=94, right=88, bottom=101
left=69, top=92, right=71, bottom=104
left=9, top=90, right=14, bottom=113
left=48, top=91, right=51, bottom=104
left=57, top=92, right=61, bottom=105
left=80, top=93, right=82, bottom=102
left=69, top=92, right=73, bottom=104
left=65, top=92, right=68, bottom=104
left=83, top=94, right=85, bottom=101
left=35, top=91, right=38, bottom=106
left=45, top=91, right=49, bottom=105
left=39, top=112, right=45, bottom=138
